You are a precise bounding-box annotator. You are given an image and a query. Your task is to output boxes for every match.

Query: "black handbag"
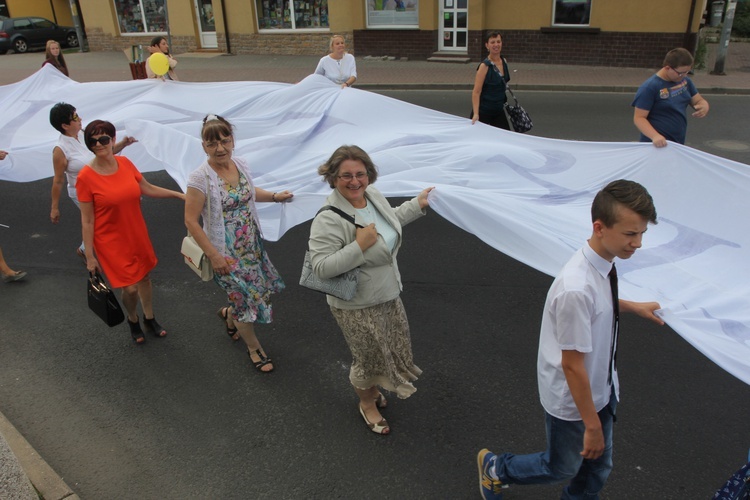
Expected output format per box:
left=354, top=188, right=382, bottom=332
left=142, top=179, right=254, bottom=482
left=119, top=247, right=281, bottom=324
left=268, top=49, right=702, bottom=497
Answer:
left=504, top=86, right=533, bottom=133
left=87, top=271, right=125, bottom=327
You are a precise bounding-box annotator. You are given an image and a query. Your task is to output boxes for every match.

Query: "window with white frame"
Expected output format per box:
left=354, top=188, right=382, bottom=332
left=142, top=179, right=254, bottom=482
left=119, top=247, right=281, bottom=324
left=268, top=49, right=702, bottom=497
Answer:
left=366, top=0, right=419, bottom=28
left=256, top=0, right=329, bottom=30
left=553, top=0, right=591, bottom=26
left=115, top=0, right=168, bottom=34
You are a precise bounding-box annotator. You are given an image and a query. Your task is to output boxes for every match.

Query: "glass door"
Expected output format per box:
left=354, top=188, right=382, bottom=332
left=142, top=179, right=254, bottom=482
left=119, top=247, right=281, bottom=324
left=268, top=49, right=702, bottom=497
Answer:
left=439, top=0, right=468, bottom=52
left=194, top=0, right=217, bottom=48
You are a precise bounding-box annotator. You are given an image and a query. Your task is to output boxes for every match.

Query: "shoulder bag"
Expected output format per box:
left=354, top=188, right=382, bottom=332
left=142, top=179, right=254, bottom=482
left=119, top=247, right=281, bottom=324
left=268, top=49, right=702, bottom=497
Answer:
left=181, top=171, right=214, bottom=281
left=504, top=85, right=533, bottom=133
left=300, top=205, right=363, bottom=301
left=87, top=271, right=125, bottom=327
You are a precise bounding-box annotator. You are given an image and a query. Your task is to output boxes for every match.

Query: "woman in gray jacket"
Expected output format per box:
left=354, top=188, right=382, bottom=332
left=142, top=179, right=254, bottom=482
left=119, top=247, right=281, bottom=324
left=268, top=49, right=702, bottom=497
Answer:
left=308, top=145, right=433, bottom=435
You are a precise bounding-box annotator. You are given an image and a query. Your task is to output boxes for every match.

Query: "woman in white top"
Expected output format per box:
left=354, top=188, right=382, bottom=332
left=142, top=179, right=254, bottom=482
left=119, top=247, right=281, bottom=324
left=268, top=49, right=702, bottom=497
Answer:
left=314, top=35, right=357, bottom=88
left=49, top=102, right=136, bottom=257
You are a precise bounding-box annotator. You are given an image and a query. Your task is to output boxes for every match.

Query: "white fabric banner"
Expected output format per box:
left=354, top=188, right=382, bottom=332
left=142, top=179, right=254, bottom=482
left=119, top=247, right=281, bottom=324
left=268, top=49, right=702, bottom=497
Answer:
left=2, top=66, right=749, bottom=385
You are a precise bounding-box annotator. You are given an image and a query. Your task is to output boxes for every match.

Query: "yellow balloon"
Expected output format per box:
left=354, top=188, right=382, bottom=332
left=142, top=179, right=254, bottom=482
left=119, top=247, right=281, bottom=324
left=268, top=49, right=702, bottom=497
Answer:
left=148, top=52, right=169, bottom=77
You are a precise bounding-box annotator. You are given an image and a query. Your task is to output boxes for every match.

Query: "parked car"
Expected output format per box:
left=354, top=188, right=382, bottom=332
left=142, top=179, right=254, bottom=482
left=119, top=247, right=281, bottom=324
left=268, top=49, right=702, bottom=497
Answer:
left=0, top=16, right=79, bottom=54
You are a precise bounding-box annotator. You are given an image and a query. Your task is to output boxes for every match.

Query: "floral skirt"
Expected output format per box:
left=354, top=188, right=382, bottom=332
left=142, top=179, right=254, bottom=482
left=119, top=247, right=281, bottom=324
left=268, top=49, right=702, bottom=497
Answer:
left=214, top=214, right=284, bottom=325
left=330, top=297, right=421, bottom=399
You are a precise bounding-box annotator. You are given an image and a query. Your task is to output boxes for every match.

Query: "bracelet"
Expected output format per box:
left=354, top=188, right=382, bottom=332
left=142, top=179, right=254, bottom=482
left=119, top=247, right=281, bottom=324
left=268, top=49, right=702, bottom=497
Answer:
left=272, top=192, right=278, bottom=202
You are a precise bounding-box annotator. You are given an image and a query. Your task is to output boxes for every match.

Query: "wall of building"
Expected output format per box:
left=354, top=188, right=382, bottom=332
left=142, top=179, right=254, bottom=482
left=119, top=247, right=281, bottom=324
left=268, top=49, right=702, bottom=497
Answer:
left=6, top=0, right=52, bottom=19
left=74, top=0, right=705, bottom=67
left=5, top=0, right=73, bottom=24
left=471, top=0, right=704, bottom=66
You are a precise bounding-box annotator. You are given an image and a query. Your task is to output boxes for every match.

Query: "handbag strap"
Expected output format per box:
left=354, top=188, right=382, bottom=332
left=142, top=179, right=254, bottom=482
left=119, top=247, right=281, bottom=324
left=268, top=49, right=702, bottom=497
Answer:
left=317, top=205, right=365, bottom=229
left=186, top=170, right=211, bottom=238
left=89, top=271, right=110, bottom=292
left=205, top=171, right=211, bottom=223
left=504, top=84, right=520, bottom=107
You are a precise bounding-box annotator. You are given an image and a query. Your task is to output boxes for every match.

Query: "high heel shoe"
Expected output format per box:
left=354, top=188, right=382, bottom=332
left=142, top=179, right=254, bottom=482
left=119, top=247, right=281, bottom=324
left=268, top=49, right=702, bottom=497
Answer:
left=375, top=391, right=388, bottom=409
left=128, top=318, right=145, bottom=344
left=359, top=404, right=390, bottom=435
left=143, top=316, right=167, bottom=337
left=217, top=307, right=239, bottom=341
left=248, top=348, right=274, bottom=373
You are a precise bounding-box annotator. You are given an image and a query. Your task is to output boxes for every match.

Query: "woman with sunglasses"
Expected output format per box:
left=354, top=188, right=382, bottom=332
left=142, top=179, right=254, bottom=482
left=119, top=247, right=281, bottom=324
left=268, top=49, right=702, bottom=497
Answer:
left=77, top=120, right=184, bottom=344
left=184, top=114, right=293, bottom=373
left=49, top=103, right=136, bottom=260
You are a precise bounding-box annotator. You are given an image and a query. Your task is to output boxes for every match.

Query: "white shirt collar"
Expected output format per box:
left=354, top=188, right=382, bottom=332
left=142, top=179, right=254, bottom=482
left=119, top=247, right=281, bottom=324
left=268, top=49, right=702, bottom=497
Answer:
left=582, top=241, right=614, bottom=280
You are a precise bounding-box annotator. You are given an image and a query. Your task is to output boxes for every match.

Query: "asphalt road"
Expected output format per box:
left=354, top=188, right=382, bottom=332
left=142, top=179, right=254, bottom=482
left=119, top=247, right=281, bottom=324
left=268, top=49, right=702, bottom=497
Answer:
left=1, top=91, right=749, bottom=499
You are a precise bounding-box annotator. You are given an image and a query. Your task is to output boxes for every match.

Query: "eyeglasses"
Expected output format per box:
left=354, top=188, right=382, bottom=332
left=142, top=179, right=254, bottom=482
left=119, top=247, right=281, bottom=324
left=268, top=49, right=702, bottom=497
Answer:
left=204, top=138, right=233, bottom=150
left=337, top=172, right=368, bottom=181
left=669, top=67, right=691, bottom=77
left=71, top=113, right=80, bottom=122
left=88, top=136, right=112, bottom=147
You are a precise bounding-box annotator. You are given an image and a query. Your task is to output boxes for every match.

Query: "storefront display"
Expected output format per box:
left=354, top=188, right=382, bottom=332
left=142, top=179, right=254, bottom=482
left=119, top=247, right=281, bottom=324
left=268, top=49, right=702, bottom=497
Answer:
left=257, top=0, right=329, bottom=30
left=367, top=0, right=418, bottom=27
left=115, top=0, right=167, bottom=34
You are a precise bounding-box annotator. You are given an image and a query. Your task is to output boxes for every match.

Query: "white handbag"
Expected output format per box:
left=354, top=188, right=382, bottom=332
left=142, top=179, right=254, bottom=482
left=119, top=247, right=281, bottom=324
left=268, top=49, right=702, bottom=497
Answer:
left=181, top=171, right=214, bottom=281
left=181, top=234, right=213, bottom=281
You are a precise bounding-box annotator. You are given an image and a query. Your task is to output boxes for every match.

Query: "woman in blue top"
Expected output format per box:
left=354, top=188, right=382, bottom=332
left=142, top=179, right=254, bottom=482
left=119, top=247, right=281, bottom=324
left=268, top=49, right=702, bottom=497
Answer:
left=471, top=31, right=511, bottom=130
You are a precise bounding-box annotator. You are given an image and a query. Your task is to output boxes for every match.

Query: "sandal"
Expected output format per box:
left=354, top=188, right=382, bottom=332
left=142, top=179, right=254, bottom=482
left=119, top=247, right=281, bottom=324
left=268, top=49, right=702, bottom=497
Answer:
left=2, top=271, right=26, bottom=283
left=128, top=318, right=146, bottom=345
left=143, top=316, right=167, bottom=337
left=375, top=391, right=388, bottom=409
left=359, top=404, right=390, bottom=435
left=248, top=348, right=274, bottom=373
left=217, top=307, right=239, bottom=341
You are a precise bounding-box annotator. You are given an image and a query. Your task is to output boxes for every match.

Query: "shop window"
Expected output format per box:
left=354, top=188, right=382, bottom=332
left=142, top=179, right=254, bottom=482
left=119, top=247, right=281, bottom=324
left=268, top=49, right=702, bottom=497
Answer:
left=553, top=0, right=591, bottom=25
left=115, top=0, right=168, bottom=34
left=257, top=1, right=329, bottom=30
left=367, top=0, right=419, bottom=27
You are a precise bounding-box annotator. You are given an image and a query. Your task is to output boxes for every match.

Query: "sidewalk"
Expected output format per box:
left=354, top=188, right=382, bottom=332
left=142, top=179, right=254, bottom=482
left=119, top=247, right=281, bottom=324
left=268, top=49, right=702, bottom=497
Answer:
left=0, top=41, right=748, bottom=93
left=0, top=411, right=78, bottom=500
left=0, top=40, right=748, bottom=500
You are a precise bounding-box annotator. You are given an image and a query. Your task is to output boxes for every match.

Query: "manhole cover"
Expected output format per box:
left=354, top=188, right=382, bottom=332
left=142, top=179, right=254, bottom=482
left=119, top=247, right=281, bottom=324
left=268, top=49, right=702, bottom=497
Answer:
left=705, top=140, right=750, bottom=152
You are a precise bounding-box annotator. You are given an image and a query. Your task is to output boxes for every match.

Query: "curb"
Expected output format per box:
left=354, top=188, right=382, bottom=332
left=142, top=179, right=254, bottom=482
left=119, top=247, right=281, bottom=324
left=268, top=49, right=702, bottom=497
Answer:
left=0, top=411, right=79, bottom=500
left=357, top=83, right=750, bottom=94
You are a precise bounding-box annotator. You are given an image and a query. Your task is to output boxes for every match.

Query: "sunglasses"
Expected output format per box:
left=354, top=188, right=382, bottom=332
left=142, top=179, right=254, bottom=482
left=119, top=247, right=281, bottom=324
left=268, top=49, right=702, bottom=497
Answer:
left=71, top=113, right=80, bottom=122
left=88, top=136, right=112, bottom=148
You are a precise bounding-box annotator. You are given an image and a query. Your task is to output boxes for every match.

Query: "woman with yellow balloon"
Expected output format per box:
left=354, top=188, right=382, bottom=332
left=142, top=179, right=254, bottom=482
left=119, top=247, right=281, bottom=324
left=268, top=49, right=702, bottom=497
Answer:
left=146, top=36, right=178, bottom=81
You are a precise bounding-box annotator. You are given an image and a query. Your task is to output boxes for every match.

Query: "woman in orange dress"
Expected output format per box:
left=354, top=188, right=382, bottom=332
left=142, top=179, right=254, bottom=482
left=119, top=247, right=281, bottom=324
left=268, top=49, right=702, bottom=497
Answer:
left=77, top=120, right=185, bottom=344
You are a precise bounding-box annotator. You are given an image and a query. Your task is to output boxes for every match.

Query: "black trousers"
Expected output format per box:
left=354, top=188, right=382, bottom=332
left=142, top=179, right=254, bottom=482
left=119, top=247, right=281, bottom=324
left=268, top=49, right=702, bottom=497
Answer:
left=470, top=108, right=511, bottom=131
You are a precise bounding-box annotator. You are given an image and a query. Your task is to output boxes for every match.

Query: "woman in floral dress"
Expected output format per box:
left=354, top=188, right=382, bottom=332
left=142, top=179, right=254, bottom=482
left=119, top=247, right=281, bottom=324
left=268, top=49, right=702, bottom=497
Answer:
left=184, top=114, right=293, bottom=372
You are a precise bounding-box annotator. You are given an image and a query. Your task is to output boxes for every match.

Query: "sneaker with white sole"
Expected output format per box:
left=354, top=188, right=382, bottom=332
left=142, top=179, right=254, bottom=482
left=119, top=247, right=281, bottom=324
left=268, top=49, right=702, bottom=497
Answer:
left=477, top=448, right=506, bottom=499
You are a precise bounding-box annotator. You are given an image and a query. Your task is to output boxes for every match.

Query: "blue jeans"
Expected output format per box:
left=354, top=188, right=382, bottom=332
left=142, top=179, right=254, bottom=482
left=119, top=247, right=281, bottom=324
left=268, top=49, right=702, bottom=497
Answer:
left=495, top=389, right=617, bottom=500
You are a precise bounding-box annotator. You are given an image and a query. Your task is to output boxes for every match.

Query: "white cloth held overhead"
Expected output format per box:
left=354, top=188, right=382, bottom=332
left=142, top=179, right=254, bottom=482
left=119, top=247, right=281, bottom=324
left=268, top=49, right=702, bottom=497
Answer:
left=1, top=65, right=750, bottom=386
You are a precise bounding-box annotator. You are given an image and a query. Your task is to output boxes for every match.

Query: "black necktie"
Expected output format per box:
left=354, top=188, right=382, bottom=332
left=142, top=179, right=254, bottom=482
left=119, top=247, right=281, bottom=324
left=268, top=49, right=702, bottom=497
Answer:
left=607, top=263, right=620, bottom=385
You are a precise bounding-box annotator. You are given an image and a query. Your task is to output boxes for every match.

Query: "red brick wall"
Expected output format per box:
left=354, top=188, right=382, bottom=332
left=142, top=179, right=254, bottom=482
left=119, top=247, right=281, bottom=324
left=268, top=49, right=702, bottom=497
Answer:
left=354, top=28, right=694, bottom=67
left=353, top=30, right=437, bottom=59
left=473, top=30, right=696, bottom=68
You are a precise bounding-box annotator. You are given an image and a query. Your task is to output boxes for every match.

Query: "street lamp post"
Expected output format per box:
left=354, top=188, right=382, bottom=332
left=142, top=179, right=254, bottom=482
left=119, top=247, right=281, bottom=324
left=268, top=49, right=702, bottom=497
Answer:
left=68, top=0, right=87, bottom=52
left=712, top=0, right=738, bottom=75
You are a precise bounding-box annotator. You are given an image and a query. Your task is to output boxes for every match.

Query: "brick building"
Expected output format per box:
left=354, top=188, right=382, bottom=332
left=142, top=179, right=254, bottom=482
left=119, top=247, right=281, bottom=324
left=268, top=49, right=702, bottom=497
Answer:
left=5, top=0, right=710, bottom=67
